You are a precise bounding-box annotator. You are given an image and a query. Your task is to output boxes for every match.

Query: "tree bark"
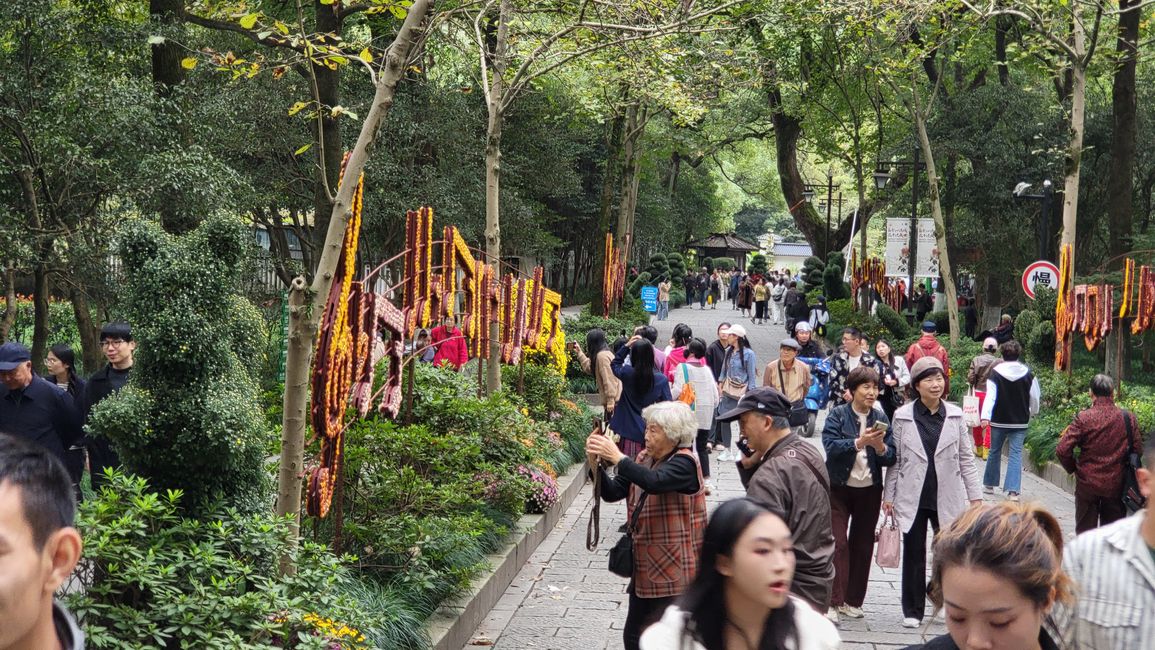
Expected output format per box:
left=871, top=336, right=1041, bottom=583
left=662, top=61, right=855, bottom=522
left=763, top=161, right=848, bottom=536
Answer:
left=1056, top=17, right=1087, bottom=371
left=483, top=0, right=510, bottom=395
left=308, top=3, right=345, bottom=275
left=0, top=262, right=14, bottom=343
left=1104, top=0, right=1139, bottom=379
left=277, top=0, right=434, bottom=575
left=150, top=0, right=186, bottom=93
left=68, top=285, right=102, bottom=375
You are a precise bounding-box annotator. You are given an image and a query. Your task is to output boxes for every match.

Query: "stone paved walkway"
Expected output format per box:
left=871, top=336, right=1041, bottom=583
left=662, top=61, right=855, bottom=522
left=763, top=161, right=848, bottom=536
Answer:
left=465, top=304, right=1077, bottom=649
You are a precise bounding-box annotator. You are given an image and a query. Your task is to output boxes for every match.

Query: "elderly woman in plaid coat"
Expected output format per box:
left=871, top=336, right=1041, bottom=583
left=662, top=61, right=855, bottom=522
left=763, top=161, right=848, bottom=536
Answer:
left=587, top=401, right=707, bottom=650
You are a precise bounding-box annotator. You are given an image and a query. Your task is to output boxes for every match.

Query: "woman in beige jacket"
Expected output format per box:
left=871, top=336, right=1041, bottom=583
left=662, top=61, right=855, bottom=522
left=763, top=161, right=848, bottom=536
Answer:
left=572, top=328, right=621, bottom=414
left=883, top=357, right=982, bottom=629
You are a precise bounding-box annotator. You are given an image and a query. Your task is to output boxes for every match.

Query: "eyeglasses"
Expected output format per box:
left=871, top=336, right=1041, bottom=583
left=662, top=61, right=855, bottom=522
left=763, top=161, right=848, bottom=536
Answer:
left=101, top=339, right=127, bottom=348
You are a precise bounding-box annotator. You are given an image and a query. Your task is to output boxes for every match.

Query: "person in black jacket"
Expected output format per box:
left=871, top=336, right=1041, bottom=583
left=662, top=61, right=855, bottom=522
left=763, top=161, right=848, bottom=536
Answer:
left=82, top=322, right=136, bottom=488
left=821, top=366, right=895, bottom=624
left=43, top=344, right=87, bottom=489
left=704, top=322, right=730, bottom=449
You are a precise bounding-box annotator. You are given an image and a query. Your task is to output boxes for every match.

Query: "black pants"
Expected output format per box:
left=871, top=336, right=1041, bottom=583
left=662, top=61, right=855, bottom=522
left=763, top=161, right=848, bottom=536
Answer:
left=831, top=484, right=883, bottom=608
left=695, top=428, right=711, bottom=478
left=902, top=508, right=940, bottom=620
left=624, top=585, right=674, bottom=650
left=88, top=436, right=121, bottom=490
left=1075, top=484, right=1128, bottom=534
left=754, top=300, right=767, bottom=321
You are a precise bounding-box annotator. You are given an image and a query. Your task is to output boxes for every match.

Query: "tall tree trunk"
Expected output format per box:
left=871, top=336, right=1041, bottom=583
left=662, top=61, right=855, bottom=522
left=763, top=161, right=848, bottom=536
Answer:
left=150, top=0, right=186, bottom=93
left=1056, top=19, right=1087, bottom=372
left=0, top=262, right=14, bottom=342
left=911, top=97, right=960, bottom=346
left=483, top=0, right=510, bottom=394
left=277, top=0, right=434, bottom=575
left=615, top=103, right=640, bottom=252
left=307, top=3, right=345, bottom=274
left=69, top=285, right=102, bottom=375
left=31, top=263, right=50, bottom=374
left=1105, top=0, right=1139, bottom=379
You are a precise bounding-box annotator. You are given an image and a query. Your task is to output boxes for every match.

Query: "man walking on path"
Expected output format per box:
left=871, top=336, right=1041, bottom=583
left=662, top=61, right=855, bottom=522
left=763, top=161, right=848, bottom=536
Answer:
left=829, top=327, right=878, bottom=407
left=763, top=339, right=811, bottom=436
left=83, top=322, right=136, bottom=488
left=0, top=342, right=81, bottom=468
left=904, top=321, right=951, bottom=394
left=1048, top=435, right=1155, bottom=648
left=719, top=387, right=835, bottom=614
left=783, top=282, right=808, bottom=335
left=980, top=340, right=1040, bottom=502
left=1056, top=374, right=1143, bottom=533
left=729, top=271, right=741, bottom=309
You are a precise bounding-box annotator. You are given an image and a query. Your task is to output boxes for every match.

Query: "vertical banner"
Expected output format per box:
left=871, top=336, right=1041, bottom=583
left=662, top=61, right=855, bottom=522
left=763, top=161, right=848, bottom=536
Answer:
left=885, top=218, right=937, bottom=279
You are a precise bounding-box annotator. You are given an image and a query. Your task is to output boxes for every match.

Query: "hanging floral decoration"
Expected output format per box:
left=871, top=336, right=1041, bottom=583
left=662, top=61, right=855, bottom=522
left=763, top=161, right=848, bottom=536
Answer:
left=307, top=153, right=364, bottom=519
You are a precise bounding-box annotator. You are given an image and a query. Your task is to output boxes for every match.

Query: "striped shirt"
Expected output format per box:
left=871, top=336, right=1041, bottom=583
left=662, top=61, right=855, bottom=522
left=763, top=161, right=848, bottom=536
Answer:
left=1047, top=511, right=1155, bottom=648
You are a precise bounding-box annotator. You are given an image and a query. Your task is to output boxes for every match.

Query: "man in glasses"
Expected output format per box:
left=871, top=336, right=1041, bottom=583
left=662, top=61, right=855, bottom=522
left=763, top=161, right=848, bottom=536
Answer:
left=82, top=321, right=136, bottom=488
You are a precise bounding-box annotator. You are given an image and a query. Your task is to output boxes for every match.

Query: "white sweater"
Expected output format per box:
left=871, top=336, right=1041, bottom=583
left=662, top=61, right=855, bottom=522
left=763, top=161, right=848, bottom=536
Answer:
left=640, top=599, right=841, bottom=650
left=672, top=361, right=721, bottom=431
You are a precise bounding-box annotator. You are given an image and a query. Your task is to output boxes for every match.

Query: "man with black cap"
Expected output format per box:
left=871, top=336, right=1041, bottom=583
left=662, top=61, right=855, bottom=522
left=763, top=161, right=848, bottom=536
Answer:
left=718, top=387, right=835, bottom=613
left=0, top=342, right=81, bottom=466
left=905, top=320, right=950, bottom=395
left=82, top=321, right=136, bottom=487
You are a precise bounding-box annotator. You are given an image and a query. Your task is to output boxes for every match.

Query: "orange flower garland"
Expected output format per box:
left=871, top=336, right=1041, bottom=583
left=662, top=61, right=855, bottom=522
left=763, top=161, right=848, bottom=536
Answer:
left=1054, top=244, right=1074, bottom=371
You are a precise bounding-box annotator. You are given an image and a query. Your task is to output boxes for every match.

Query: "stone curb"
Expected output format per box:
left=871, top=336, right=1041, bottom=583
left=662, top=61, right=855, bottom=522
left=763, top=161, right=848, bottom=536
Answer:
left=424, top=458, right=590, bottom=650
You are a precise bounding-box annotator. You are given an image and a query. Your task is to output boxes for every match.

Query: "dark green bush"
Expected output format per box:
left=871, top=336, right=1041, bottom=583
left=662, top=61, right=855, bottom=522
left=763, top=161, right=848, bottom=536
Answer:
left=1029, top=321, right=1056, bottom=365
left=748, top=253, right=768, bottom=276
left=666, top=253, right=687, bottom=286
left=1033, top=286, right=1057, bottom=322
left=876, top=303, right=911, bottom=340
left=66, top=472, right=416, bottom=649
left=627, top=271, right=652, bottom=297
left=925, top=310, right=949, bottom=334
left=826, top=299, right=885, bottom=344
left=1015, top=310, right=1040, bottom=347
left=822, top=262, right=850, bottom=300
left=801, top=256, right=825, bottom=292
left=713, top=257, right=736, bottom=271
left=90, top=215, right=268, bottom=513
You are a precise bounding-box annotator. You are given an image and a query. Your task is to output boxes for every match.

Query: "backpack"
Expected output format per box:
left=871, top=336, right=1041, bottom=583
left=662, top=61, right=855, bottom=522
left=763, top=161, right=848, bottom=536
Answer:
left=771, top=285, right=786, bottom=302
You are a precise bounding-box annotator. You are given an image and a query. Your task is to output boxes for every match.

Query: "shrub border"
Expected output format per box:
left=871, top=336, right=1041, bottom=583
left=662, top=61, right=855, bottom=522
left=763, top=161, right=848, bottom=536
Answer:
left=424, top=459, right=590, bottom=650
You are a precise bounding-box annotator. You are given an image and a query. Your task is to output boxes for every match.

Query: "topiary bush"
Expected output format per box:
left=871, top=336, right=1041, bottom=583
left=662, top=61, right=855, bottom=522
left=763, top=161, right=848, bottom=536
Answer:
left=666, top=252, right=687, bottom=287
left=713, top=257, right=736, bottom=271
left=801, top=256, right=825, bottom=292
left=876, top=303, right=911, bottom=341
left=643, top=253, right=670, bottom=283
left=1015, top=309, right=1040, bottom=348
left=1033, top=285, right=1057, bottom=322
left=822, top=261, right=851, bottom=300
left=88, top=215, right=269, bottom=513
left=826, top=299, right=885, bottom=344
left=1029, top=321, right=1056, bottom=365
left=627, top=271, right=652, bottom=297
left=748, top=253, right=768, bottom=276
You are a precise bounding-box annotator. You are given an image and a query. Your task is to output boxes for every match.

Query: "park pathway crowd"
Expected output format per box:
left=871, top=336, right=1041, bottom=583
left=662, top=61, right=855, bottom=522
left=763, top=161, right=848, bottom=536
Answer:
left=465, top=302, right=1079, bottom=650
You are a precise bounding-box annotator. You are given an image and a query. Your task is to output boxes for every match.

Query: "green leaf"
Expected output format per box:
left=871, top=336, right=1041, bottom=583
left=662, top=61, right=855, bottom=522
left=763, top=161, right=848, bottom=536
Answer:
left=294, top=143, right=312, bottom=156
left=238, top=13, right=259, bottom=30
left=389, top=5, right=407, bottom=19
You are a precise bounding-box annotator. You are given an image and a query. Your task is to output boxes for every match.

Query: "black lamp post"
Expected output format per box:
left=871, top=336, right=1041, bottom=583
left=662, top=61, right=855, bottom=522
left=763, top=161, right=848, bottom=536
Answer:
left=873, top=147, right=925, bottom=310
left=1012, top=180, right=1054, bottom=261
left=804, top=170, right=839, bottom=259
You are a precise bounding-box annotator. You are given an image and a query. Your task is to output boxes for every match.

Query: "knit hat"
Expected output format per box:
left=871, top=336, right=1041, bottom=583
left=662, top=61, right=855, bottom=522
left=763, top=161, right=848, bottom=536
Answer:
left=794, top=321, right=813, bottom=333
left=982, top=337, right=998, bottom=352
left=909, top=356, right=945, bottom=386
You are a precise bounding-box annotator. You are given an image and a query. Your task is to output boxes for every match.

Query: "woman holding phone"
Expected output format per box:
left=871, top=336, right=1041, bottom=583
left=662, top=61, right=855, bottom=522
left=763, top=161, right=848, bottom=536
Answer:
left=884, top=357, right=983, bottom=629
left=821, top=366, right=895, bottom=624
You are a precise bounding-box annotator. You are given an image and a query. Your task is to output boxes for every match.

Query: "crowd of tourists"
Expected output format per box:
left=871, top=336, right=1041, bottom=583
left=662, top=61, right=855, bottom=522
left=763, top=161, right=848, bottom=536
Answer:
left=572, top=288, right=1153, bottom=650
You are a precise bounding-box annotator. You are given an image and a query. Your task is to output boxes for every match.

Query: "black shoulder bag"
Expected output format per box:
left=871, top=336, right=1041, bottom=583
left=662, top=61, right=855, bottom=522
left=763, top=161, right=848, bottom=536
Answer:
left=608, top=491, right=649, bottom=577
left=778, top=362, right=810, bottom=427
left=1121, top=411, right=1147, bottom=514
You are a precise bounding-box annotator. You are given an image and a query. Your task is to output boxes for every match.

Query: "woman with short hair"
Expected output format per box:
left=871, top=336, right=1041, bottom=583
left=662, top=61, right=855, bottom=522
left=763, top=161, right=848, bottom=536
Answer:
left=587, top=401, right=707, bottom=650
left=884, top=357, right=983, bottom=629
left=822, top=366, right=895, bottom=624
left=640, top=498, right=840, bottom=650
left=901, top=503, right=1070, bottom=649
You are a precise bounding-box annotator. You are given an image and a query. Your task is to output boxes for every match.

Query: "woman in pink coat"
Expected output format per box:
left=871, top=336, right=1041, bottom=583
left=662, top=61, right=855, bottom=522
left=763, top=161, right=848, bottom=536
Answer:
left=430, top=315, right=468, bottom=370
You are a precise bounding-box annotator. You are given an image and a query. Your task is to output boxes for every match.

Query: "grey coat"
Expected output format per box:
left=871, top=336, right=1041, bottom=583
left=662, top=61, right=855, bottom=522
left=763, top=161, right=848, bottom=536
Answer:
left=883, top=401, right=983, bottom=534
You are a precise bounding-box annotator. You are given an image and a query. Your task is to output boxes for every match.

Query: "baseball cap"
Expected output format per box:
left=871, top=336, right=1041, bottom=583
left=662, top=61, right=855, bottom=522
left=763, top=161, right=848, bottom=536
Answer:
left=722, top=324, right=747, bottom=338
left=0, top=342, right=32, bottom=371
left=921, top=321, right=937, bottom=333
left=983, top=337, right=998, bottom=352
left=716, top=387, right=793, bottom=422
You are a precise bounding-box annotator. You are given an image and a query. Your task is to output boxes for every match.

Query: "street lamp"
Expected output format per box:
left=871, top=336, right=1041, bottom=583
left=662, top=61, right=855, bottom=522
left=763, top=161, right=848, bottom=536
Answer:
left=872, top=147, right=926, bottom=312
left=804, top=170, right=839, bottom=259
left=1012, top=180, right=1054, bottom=261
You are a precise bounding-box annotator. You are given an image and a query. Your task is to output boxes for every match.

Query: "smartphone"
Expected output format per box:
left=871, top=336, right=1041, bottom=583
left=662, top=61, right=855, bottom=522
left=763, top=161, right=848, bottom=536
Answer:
left=870, top=421, right=889, bottom=433
left=736, top=436, right=756, bottom=458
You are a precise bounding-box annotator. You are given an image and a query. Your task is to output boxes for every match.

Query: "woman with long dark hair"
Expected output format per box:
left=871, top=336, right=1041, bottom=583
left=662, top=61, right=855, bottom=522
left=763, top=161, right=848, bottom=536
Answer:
left=573, top=327, right=622, bottom=416
left=663, top=323, right=694, bottom=381
left=874, top=338, right=910, bottom=422
left=641, top=498, right=839, bottom=650
left=44, top=343, right=86, bottom=491
left=610, top=337, right=671, bottom=458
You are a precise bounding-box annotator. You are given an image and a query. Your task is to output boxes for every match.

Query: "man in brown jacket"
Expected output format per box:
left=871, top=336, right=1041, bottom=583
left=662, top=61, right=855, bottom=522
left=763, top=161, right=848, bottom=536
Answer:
left=719, top=387, right=835, bottom=613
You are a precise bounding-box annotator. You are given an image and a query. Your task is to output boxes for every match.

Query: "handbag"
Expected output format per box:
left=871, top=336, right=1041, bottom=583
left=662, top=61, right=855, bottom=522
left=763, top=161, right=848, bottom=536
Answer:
left=608, top=491, right=649, bottom=578
left=962, top=388, right=981, bottom=428
left=778, top=363, right=809, bottom=427
left=875, top=512, right=901, bottom=569
left=1121, top=411, right=1147, bottom=514
left=721, top=350, right=750, bottom=400
left=677, top=364, right=697, bottom=410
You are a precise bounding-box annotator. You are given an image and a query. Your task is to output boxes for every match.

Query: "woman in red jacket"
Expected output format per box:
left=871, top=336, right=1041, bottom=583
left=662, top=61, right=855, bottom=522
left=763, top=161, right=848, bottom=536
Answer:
left=430, top=315, right=469, bottom=370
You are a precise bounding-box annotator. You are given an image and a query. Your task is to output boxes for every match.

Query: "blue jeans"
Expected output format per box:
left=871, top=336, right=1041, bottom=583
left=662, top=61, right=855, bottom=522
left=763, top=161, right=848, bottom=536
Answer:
left=657, top=300, right=669, bottom=320
left=984, top=426, right=1026, bottom=493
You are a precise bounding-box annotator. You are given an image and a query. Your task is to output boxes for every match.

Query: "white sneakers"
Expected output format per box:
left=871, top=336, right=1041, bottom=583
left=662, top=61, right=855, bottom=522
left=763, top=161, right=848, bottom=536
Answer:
left=902, top=617, right=921, bottom=628
left=825, top=609, right=840, bottom=625
left=1007, top=492, right=1021, bottom=502
left=717, top=450, right=734, bottom=462
left=838, top=605, right=865, bottom=619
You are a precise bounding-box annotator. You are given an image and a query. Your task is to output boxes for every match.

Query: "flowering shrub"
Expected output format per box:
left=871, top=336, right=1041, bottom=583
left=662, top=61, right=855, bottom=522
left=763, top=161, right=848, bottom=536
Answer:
left=519, top=464, right=560, bottom=514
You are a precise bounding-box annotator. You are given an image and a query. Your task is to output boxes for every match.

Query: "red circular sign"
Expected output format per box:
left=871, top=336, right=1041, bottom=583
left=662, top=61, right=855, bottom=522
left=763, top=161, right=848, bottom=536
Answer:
left=1022, top=260, right=1059, bottom=300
